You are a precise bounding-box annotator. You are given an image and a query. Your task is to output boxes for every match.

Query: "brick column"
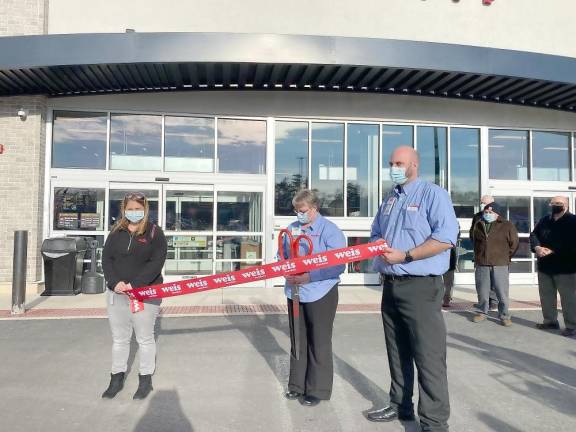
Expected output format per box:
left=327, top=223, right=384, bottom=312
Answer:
left=0, top=97, right=47, bottom=283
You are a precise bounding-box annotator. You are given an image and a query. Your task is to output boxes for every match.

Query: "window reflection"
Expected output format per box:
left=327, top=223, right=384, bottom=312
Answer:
left=110, top=114, right=162, bottom=170
left=382, top=125, right=413, bottom=197
left=52, top=111, right=107, bottom=169
left=347, top=237, right=376, bottom=273
left=532, top=131, right=570, bottom=181
left=457, top=237, right=475, bottom=273
left=216, top=236, right=262, bottom=260
left=165, top=235, right=213, bottom=276
left=490, top=196, right=530, bottom=233
left=418, top=126, right=448, bottom=188
left=108, top=189, right=159, bottom=228
left=165, top=190, right=213, bottom=231
left=165, top=116, right=215, bottom=172
left=53, top=188, right=105, bottom=231
left=513, top=237, right=532, bottom=259
left=217, top=119, right=266, bottom=174
left=217, top=191, right=262, bottom=232
left=450, top=128, right=480, bottom=218
left=489, top=130, right=529, bottom=180
left=311, top=123, right=344, bottom=216
left=347, top=124, right=379, bottom=217
left=275, top=121, right=309, bottom=215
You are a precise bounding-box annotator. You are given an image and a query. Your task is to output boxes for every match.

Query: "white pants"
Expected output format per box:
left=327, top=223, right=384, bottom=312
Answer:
left=107, top=291, right=160, bottom=375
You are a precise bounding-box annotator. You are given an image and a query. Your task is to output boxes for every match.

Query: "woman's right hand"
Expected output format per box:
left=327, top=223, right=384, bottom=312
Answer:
left=113, top=282, right=129, bottom=293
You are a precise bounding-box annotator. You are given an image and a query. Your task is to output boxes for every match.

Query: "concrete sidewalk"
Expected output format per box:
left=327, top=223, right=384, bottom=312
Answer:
left=0, top=311, right=574, bottom=432
left=0, top=284, right=544, bottom=319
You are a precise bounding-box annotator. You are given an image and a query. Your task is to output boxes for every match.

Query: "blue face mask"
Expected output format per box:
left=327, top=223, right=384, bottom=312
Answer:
left=296, top=211, right=311, bottom=225
left=390, top=166, right=408, bottom=185
left=125, top=210, right=145, bottom=223
left=483, top=213, right=497, bottom=223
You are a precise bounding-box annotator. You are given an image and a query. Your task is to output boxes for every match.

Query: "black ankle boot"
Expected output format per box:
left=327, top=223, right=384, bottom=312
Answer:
left=102, top=372, right=125, bottom=399
left=133, top=374, right=153, bottom=400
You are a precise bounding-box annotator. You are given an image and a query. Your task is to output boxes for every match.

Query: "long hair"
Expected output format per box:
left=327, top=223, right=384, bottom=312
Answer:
left=111, top=192, right=150, bottom=236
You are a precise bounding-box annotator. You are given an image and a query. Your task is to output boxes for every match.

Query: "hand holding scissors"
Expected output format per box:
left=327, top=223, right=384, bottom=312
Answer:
left=278, top=228, right=313, bottom=360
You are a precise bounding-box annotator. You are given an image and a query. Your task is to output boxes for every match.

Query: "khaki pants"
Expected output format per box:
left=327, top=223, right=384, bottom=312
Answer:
left=538, top=272, right=576, bottom=330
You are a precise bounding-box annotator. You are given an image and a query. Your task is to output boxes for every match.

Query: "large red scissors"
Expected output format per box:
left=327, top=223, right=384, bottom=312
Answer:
left=278, top=228, right=313, bottom=360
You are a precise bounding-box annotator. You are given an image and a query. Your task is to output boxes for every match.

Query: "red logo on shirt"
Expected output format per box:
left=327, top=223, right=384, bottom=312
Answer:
left=137, top=238, right=147, bottom=244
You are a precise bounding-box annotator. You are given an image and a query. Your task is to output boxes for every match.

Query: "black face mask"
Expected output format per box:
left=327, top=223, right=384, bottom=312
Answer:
left=551, top=205, right=564, bottom=215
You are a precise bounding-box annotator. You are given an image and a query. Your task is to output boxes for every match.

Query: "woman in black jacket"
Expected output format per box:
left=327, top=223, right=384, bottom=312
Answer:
left=101, top=192, right=167, bottom=400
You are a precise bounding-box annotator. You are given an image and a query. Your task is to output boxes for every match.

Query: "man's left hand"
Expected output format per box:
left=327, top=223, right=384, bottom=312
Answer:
left=381, top=247, right=406, bottom=265
left=286, top=273, right=311, bottom=285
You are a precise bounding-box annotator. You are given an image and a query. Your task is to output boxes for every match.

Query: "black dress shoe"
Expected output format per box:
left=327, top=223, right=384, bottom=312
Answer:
left=300, top=395, right=321, bottom=407
left=536, top=321, right=560, bottom=330
left=284, top=390, right=302, bottom=400
left=366, top=406, right=415, bottom=422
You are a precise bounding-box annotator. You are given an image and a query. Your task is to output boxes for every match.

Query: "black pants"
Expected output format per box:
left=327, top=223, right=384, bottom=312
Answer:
left=381, top=276, right=450, bottom=432
left=287, top=284, right=338, bottom=400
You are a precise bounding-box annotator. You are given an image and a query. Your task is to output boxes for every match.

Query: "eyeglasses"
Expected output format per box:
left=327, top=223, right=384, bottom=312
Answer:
left=124, top=192, right=146, bottom=201
left=293, top=208, right=311, bottom=214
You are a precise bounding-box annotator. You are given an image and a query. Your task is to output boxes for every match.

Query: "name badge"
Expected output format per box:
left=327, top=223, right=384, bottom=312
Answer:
left=383, top=197, right=396, bottom=215
left=291, top=226, right=302, bottom=236
left=407, top=204, right=419, bottom=212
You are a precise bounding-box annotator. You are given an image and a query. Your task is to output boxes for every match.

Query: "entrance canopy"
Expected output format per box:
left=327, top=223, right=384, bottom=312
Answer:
left=1, top=32, right=576, bottom=111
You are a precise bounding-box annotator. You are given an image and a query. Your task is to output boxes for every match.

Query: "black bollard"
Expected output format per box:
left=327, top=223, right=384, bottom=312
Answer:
left=11, top=230, right=28, bottom=314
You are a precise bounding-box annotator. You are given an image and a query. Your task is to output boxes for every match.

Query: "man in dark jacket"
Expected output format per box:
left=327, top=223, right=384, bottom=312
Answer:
left=530, top=196, right=576, bottom=337
left=470, top=195, right=499, bottom=309
left=471, top=202, right=519, bottom=326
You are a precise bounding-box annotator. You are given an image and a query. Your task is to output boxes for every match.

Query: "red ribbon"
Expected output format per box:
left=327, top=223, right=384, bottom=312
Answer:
left=126, top=239, right=389, bottom=312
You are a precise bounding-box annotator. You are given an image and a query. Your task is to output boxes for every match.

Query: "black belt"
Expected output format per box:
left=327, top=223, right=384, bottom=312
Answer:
left=381, top=274, right=438, bottom=281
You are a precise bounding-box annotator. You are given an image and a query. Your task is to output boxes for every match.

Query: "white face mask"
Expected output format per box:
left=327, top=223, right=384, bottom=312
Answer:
left=390, top=166, right=408, bottom=185
left=296, top=211, right=310, bottom=224
left=125, top=210, right=144, bottom=223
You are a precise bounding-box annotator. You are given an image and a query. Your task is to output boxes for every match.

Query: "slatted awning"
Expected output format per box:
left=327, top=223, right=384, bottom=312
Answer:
left=1, top=32, right=576, bottom=112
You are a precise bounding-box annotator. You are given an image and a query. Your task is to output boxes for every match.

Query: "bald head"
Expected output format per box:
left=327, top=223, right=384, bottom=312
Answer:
left=551, top=196, right=568, bottom=206
left=389, top=146, right=419, bottom=182
left=480, top=195, right=494, bottom=206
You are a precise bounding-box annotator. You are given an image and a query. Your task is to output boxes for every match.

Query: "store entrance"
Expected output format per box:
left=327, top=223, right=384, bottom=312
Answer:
left=108, top=183, right=265, bottom=284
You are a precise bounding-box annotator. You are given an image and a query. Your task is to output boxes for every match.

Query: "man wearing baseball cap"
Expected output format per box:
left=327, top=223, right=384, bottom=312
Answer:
left=470, top=202, right=519, bottom=326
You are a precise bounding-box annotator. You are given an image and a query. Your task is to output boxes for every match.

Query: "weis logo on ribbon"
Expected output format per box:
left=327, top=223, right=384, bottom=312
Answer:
left=126, top=240, right=389, bottom=312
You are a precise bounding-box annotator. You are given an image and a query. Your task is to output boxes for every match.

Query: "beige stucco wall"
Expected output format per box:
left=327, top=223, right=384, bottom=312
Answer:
left=47, top=0, right=576, bottom=58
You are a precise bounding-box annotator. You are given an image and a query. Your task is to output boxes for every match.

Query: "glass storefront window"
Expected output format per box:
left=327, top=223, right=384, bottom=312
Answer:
left=491, top=196, right=530, bottom=233
left=165, top=190, right=213, bottom=231
left=165, top=235, right=213, bottom=276
left=418, top=126, right=448, bottom=189
left=347, top=237, right=376, bottom=273
left=217, top=119, right=266, bottom=174
left=275, top=121, right=309, bottom=215
left=456, top=237, right=474, bottom=273
left=533, top=196, right=554, bottom=227
left=216, top=236, right=262, bottom=260
left=382, top=125, right=413, bottom=197
left=532, top=131, right=570, bottom=181
left=347, top=124, right=379, bottom=217
left=164, top=116, right=215, bottom=172
left=215, top=261, right=261, bottom=272
left=53, top=188, right=105, bottom=230
left=52, top=111, right=107, bottom=169
left=217, top=191, right=262, bottom=232
left=489, top=130, right=529, bottom=180
left=510, top=261, right=533, bottom=273
left=110, top=114, right=162, bottom=170
left=109, top=189, right=159, bottom=228
left=311, top=122, right=344, bottom=216
left=514, top=237, right=532, bottom=259
left=450, top=128, right=480, bottom=218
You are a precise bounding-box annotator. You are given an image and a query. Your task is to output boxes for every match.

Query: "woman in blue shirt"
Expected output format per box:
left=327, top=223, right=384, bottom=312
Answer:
left=281, top=189, right=346, bottom=407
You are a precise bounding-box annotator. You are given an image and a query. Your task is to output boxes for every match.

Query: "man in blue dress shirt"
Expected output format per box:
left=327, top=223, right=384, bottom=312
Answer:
left=367, top=146, right=458, bottom=432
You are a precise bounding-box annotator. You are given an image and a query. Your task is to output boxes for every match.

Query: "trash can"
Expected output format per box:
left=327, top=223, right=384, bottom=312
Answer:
left=81, top=239, right=105, bottom=294
left=41, top=237, right=88, bottom=296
